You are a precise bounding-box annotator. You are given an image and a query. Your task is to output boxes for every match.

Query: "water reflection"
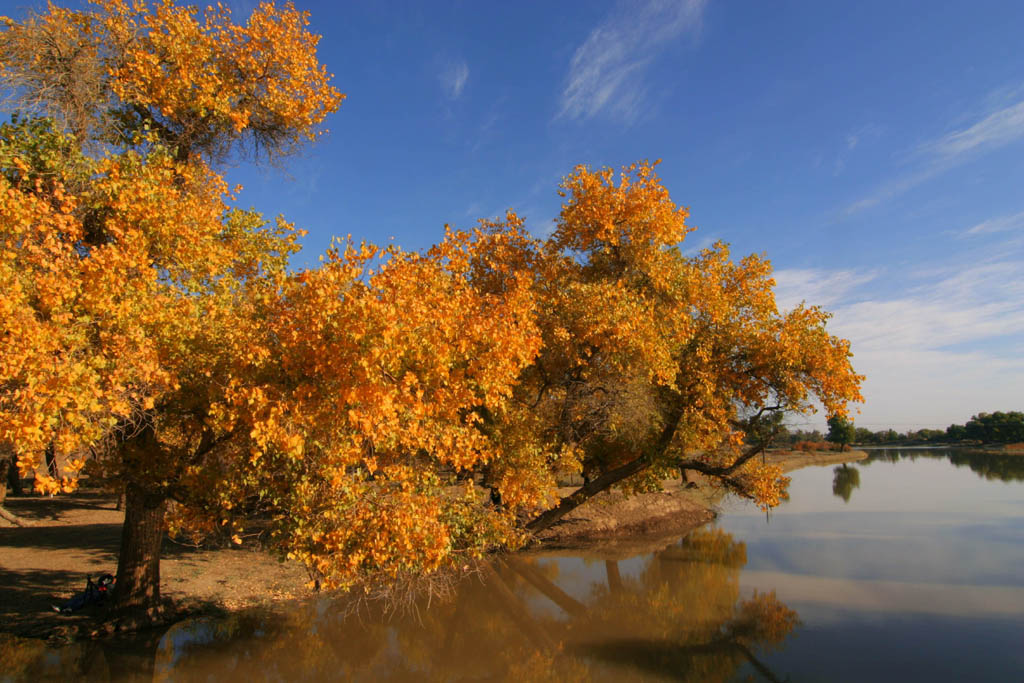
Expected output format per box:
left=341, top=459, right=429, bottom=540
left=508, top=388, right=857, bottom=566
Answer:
left=562, top=530, right=797, bottom=681
left=11, top=449, right=1022, bottom=681
left=718, top=447, right=1024, bottom=681
left=3, top=530, right=799, bottom=682
left=831, top=464, right=861, bottom=503
left=865, top=447, right=1024, bottom=482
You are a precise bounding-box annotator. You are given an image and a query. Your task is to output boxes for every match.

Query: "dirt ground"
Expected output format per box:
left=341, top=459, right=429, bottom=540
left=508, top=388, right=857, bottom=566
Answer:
left=0, top=490, right=308, bottom=639
left=0, top=449, right=867, bottom=640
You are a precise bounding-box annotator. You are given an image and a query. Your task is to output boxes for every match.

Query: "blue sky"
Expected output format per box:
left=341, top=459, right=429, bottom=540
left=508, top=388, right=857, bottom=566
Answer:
left=9, top=0, right=1024, bottom=431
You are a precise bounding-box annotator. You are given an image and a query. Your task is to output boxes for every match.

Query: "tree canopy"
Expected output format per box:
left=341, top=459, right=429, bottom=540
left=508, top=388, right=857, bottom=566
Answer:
left=466, top=163, right=863, bottom=531
left=0, top=0, right=343, bottom=162
left=826, top=415, right=856, bottom=449
left=1, top=0, right=342, bottom=611
left=1, top=0, right=863, bottom=612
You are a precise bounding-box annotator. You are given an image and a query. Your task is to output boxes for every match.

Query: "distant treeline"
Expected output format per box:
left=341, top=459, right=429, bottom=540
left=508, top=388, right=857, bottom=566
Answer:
left=779, top=411, right=1024, bottom=446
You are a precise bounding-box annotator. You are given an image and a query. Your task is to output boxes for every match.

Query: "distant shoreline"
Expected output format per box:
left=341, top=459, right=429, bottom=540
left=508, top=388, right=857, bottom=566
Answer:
left=856, top=443, right=1024, bottom=455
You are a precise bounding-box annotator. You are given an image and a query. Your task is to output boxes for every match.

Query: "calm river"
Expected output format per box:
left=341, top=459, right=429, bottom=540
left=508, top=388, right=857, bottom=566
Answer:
left=9, top=448, right=1024, bottom=681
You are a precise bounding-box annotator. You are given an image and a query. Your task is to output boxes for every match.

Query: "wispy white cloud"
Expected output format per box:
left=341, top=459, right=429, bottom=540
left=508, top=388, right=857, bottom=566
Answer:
left=845, top=98, right=1024, bottom=215
left=439, top=60, right=469, bottom=99
left=961, top=209, right=1024, bottom=237
left=558, top=0, right=706, bottom=123
left=777, top=255, right=1024, bottom=429
left=827, top=260, right=1024, bottom=357
left=918, top=100, right=1024, bottom=160
left=773, top=268, right=877, bottom=311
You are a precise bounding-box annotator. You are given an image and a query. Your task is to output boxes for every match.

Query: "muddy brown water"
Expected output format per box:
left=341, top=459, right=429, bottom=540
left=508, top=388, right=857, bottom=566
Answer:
left=3, top=448, right=1023, bottom=681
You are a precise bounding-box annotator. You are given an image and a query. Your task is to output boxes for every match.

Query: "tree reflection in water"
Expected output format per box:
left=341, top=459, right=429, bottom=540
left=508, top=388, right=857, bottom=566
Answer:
left=6, top=529, right=798, bottom=681
left=832, top=464, right=861, bottom=503
left=560, top=529, right=797, bottom=682
left=866, top=448, right=1024, bottom=483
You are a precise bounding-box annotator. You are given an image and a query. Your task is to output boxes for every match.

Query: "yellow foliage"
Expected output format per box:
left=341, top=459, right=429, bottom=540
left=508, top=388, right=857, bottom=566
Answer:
left=2, top=1, right=861, bottom=596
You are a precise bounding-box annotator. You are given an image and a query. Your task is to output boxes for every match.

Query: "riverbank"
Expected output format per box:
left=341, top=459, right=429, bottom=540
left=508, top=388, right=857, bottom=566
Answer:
left=767, top=448, right=869, bottom=472
left=532, top=449, right=868, bottom=553
left=0, top=450, right=868, bottom=641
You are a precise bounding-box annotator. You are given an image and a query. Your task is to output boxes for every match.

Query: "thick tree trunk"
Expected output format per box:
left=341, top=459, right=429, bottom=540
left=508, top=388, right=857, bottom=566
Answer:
left=7, top=454, right=24, bottom=496
left=112, top=483, right=167, bottom=610
left=526, top=456, right=650, bottom=532
left=0, top=456, right=33, bottom=526
left=526, top=403, right=687, bottom=533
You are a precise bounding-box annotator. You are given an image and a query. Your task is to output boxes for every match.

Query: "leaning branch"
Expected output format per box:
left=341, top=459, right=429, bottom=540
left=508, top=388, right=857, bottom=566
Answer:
left=524, top=455, right=649, bottom=533
left=675, top=442, right=767, bottom=479
left=525, top=412, right=769, bottom=534
left=525, top=402, right=686, bottom=533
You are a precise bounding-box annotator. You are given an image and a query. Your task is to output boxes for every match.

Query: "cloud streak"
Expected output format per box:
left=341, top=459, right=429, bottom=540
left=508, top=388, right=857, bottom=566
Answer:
left=558, top=0, right=706, bottom=123
left=773, top=268, right=878, bottom=311
left=845, top=99, right=1024, bottom=215
left=961, top=209, right=1024, bottom=237
left=919, top=100, right=1024, bottom=160
left=440, top=60, right=469, bottom=99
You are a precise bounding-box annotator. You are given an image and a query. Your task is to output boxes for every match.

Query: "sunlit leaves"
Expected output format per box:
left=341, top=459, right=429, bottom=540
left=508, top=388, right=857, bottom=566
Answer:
left=2, top=0, right=862, bottom=595
left=470, top=160, right=863, bottom=517
left=99, top=0, right=343, bottom=158
left=1, top=0, right=343, bottom=161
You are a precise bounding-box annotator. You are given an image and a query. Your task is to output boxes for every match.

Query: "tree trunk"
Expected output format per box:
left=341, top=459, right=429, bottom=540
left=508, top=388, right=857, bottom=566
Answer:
left=0, top=455, right=8, bottom=508
left=7, top=453, right=23, bottom=496
left=0, top=456, right=33, bottom=526
left=526, top=403, right=687, bottom=533
left=524, top=401, right=767, bottom=534
left=112, top=482, right=167, bottom=610
left=526, top=456, right=650, bottom=532
left=45, top=441, right=58, bottom=477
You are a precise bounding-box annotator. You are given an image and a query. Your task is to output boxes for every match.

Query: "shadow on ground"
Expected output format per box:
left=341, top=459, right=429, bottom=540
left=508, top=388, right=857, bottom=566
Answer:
left=0, top=491, right=224, bottom=638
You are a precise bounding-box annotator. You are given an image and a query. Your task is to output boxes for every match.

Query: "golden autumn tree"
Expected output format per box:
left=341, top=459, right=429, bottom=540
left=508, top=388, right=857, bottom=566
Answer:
left=0, top=0, right=341, bottom=612
left=191, top=237, right=542, bottom=591
left=0, top=117, right=305, bottom=609
left=0, top=0, right=342, bottom=161
left=456, top=161, right=864, bottom=531
left=3, top=1, right=864, bottom=617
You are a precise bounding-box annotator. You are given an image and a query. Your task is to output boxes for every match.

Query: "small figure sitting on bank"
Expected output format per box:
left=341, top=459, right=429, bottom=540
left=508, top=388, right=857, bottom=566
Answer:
left=52, top=574, right=115, bottom=614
